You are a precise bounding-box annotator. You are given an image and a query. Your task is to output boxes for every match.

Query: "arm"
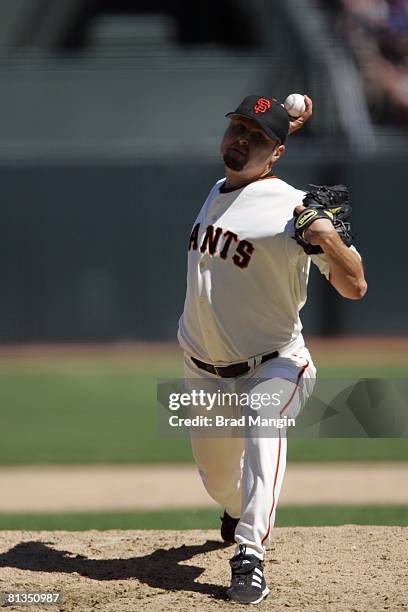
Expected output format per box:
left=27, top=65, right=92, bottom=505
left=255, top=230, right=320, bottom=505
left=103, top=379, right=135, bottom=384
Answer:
left=304, top=217, right=367, bottom=300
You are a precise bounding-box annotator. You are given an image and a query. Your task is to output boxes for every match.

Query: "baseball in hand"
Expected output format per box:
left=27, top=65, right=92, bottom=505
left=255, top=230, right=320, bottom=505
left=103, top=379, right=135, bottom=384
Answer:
left=284, top=93, right=306, bottom=118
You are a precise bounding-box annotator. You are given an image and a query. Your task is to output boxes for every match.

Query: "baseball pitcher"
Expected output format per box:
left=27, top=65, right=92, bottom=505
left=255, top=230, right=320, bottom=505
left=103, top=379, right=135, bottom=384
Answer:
left=177, top=94, right=367, bottom=604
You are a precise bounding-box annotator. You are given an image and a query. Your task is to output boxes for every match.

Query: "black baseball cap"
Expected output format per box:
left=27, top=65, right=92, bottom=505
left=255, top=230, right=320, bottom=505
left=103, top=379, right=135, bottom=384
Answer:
left=226, top=95, right=290, bottom=144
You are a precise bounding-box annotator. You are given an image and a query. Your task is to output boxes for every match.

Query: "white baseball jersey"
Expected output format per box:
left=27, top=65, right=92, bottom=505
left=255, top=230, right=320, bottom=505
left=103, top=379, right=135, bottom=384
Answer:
left=177, top=176, right=347, bottom=365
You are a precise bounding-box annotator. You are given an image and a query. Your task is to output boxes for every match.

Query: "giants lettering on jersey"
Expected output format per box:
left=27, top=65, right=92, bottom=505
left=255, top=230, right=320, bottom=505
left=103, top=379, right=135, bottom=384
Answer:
left=188, top=223, right=254, bottom=269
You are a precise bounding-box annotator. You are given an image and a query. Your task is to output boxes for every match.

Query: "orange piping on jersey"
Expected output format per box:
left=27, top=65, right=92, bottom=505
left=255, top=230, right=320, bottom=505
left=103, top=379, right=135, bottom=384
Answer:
left=219, top=175, right=278, bottom=194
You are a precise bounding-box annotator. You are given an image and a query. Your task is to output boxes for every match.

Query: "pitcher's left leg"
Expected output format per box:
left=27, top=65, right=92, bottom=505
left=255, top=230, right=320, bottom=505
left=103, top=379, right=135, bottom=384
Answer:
left=234, top=355, right=316, bottom=559
left=235, top=430, right=287, bottom=559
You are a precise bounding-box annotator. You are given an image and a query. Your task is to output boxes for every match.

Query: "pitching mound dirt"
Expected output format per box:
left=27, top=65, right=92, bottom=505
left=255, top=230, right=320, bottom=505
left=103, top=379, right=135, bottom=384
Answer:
left=0, top=527, right=407, bottom=611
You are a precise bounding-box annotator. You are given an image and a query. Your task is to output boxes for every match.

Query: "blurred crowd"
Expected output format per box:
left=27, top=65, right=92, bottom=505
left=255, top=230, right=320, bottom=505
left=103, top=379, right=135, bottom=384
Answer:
left=337, top=0, right=408, bottom=125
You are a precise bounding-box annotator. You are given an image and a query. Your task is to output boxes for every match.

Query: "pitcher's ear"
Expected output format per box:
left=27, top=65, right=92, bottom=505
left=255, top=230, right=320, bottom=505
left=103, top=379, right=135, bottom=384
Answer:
left=272, top=144, right=285, bottom=163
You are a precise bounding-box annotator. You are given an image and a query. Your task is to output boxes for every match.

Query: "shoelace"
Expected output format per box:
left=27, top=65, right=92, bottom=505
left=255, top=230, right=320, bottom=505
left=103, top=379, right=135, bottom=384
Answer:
left=237, top=543, right=247, bottom=562
left=230, top=545, right=259, bottom=575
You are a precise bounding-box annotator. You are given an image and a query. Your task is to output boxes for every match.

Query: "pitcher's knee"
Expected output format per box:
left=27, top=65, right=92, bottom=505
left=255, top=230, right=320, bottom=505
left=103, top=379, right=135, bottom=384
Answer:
left=199, top=467, right=241, bottom=505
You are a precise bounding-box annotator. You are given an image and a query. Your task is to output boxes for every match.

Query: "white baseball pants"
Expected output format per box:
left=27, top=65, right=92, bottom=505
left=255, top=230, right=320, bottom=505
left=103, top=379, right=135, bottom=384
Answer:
left=183, top=347, right=316, bottom=559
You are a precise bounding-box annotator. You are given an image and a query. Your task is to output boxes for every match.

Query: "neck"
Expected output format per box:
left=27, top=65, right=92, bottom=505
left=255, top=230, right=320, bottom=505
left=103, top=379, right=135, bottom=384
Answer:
left=224, top=167, right=271, bottom=190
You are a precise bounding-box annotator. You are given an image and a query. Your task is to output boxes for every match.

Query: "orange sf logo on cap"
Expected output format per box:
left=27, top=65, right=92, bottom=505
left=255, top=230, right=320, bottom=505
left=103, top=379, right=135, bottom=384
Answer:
left=253, top=98, right=271, bottom=113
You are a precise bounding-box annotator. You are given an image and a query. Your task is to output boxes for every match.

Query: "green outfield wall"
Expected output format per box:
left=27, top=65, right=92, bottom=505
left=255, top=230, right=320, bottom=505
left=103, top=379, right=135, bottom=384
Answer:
left=0, top=152, right=405, bottom=341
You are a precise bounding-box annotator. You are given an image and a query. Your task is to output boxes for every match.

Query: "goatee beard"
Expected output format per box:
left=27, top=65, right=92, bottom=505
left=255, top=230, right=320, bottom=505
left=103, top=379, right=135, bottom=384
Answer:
left=223, top=150, right=246, bottom=171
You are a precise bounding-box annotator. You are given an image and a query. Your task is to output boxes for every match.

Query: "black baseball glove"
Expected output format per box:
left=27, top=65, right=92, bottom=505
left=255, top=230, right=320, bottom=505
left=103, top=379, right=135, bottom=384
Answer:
left=293, top=184, right=353, bottom=255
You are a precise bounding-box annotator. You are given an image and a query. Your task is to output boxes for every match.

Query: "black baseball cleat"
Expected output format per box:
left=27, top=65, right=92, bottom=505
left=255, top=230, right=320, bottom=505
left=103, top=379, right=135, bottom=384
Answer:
left=220, top=510, right=240, bottom=544
left=227, top=544, right=270, bottom=605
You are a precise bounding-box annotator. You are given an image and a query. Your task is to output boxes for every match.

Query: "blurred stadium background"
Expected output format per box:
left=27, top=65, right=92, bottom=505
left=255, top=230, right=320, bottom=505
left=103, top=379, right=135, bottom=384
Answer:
left=0, top=0, right=407, bottom=529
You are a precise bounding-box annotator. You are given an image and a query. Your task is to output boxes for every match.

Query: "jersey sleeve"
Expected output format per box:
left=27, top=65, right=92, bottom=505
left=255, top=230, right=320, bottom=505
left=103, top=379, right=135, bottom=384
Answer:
left=311, top=245, right=361, bottom=280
